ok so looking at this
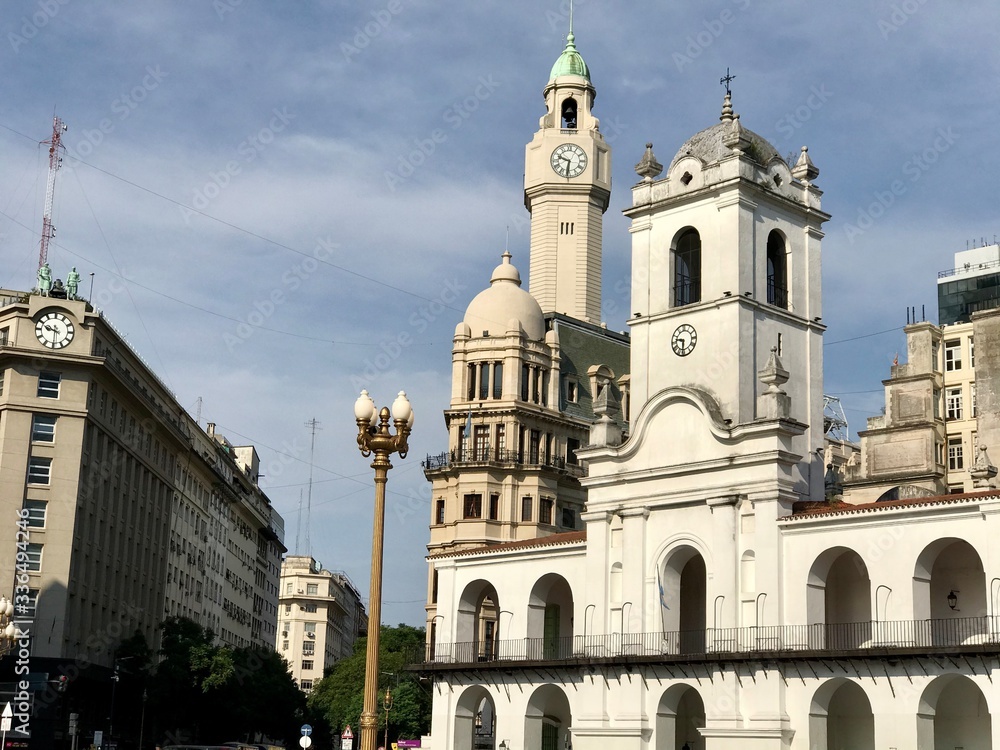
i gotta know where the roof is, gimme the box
[463,252,545,341]
[785,489,999,521]
[669,121,783,172]
[428,530,587,560]
[549,32,590,82]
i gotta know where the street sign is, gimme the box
[341,725,354,750]
[94,730,104,747]
[301,724,313,737]
[1,701,11,733]
[342,726,354,739]
[299,737,312,749]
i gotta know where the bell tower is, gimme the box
[524,19,611,325]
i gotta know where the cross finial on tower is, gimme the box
[720,67,736,96]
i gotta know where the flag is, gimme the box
[656,565,670,636]
[892,352,898,367]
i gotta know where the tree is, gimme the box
[309,624,431,742]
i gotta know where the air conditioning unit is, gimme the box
[307,632,315,639]
[281,631,288,637]
[297,589,304,594]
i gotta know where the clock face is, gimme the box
[550,143,588,178]
[35,311,75,350]
[671,324,697,357]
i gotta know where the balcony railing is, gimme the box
[419,615,1000,666]
[423,450,582,475]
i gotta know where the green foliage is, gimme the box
[309,624,431,742]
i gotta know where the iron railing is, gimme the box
[767,279,788,308]
[423,450,581,475]
[421,615,1000,665]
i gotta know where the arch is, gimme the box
[457,579,501,662]
[672,228,701,307]
[913,538,988,645]
[659,545,707,654]
[808,679,874,750]
[524,684,572,750]
[455,685,498,750]
[655,684,705,750]
[527,573,574,659]
[766,230,788,309]
[560,97,578,129]
[806,547,871,649]
[917,674,992,749]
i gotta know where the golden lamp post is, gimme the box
[354,389,413,750]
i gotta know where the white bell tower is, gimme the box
[524,19,610,325]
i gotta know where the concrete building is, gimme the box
[277,555,367,691]
[417,25,1000,750]
[0,287,285,745]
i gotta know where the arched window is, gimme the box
[673,229,701,307]
[561,98,578,129]
[766,231,787,309]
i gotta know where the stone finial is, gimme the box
[723,114,751,154]
[590,382,623,448]
[634,142,663,182]
[970,444,998,489]
[720,92,734,122]
[757,347,791,419]
[791,145,820,182]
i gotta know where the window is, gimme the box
[948,437,964,471]
[529,430,541,464]
[284,604,291,614]
[37,372,61,399]
[23,499,46,528]
[286,582,293,594]
[560,97,578,129]
[488,493,499,521]
[432,570,439,604]
[479,363,489,400]
[0,327,8,346]
[933,389,941,419]
[521,364,530,401]
[561,508,576,528]
[566,379,578,403]
[944,340,962,371]
[282,640,289,650]
[305,603,317,613]
[970,337,975,367]
[434,499,445,525]
[946,387,963,420]
[25,543,42,572]
[473,425,490,461]
[27,457,52,485]
[302,641,315,656]
[972,382,978,418]
[521,496,533,522]
[673,229,702,306]
[495,424,506,460]
[300,679,313,691]
[467,363,476,400]
[304,622,317,633]
[306,583,318,595]
[301,660,314,671]
[463,493,482,519]
[492,362,503,399]
[31,414,57,443]
[20,590,38,617]
[0,370,4,396]
[539,498,553,525]
[766,231,788,309]
[567,438,580,465]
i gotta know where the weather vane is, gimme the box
[720,67,736,96]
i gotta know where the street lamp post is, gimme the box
[0,597,17,656]
[354,390,414,750]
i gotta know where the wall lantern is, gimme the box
[947,590,958,610]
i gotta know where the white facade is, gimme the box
[419,28,999,750]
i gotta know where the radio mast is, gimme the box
[39,116,67,271]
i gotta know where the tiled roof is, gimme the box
[785,489,999,521]
[428,530,587,560]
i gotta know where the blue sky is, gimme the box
[2,1,998,627]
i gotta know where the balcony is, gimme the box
[423,449,583,477]
[417,615,1000,670]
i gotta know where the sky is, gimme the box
[2,1,999,628]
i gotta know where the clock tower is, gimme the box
[524,25,611,325]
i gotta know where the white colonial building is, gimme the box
[418,24,999,750]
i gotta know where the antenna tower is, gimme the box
[304,418,322,557]
[39,116,68,271]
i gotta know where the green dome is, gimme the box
[549,32,590,81]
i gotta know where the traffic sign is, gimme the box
[342,725,354,750]
[301,724,313,737]
[1,701,11,733]
[299,737,312,749]
[342,726,354,739]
